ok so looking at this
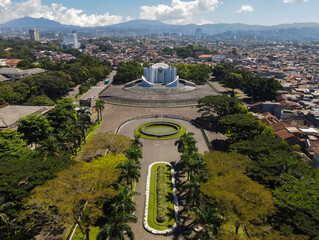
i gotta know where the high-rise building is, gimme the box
[61,31,80,49]
[29,29,40,41]
[195,28,203,39]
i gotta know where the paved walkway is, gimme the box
[117,118,209,240]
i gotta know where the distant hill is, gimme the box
[2,17,319,41]
[1,17,78,31]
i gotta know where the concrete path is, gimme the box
[117,118,209,240]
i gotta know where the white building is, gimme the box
[142,63,179,88]
[61,31,80,49]
[29,29,40,41]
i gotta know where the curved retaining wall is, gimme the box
[144,162,179,235]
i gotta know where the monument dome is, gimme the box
[142,63,179,87]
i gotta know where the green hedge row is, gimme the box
[156,166,166,223]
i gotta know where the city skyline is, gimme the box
[1,0,318,27]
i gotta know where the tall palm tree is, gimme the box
[180,151,204,180]
[132,133,143,148]
[77,108,92,143]
[118,159,140,188]
[124,145,142,164]
[192,205,224,240]
[113,184,136,215]
[175,132,197,154]
[37,135,59,156]
[94,99,105,122]
[183,173,202,206]
[97,212,136,240]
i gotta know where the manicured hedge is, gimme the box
[156,166,166,223]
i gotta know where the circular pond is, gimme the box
[135,121,186,140]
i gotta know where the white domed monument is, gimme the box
[100,62,219,107]
[124,63,196,95]
[142,63,179,88]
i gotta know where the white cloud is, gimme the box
[1,0,123,26]
[199,19,214,25]
[140,0,220,24]
[237,5,254,13]
[283,0,308,3]
[126,16,134,22]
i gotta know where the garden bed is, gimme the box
[135,121,186,140]
[144,162,179,234]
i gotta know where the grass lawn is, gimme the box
[148,163,175,230]
[65,226,99,240]
[135,122,186,140]
[85,120,102,142]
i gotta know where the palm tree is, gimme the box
[124,145,142,164]
[97,212,136,240]
[118,159,140,188]
[180,151,204,180]
[192,205,224,240]
[175,132,197,154]
[94,99,105,122]
[183,173,202,206]
[132,133,143,148]
[37,135,59,156]
[0,197,13,226]
[113,184,136,215]
[77,108,92,143]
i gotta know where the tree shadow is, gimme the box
[211,139,230,151]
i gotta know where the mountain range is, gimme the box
[2,17,319,41]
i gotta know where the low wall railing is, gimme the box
[116,114,213,151]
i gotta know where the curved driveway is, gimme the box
[118,118,209,240]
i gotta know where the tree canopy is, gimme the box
[175,63,212,84]
[201,151,275,238]
[113,61,143,85]
[218,113,273,143]
[212,63,282,102]
[18,114,52,145]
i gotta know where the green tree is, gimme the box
[224,72,243,89]
[118,159,140,188]
[124,145,142,163]
[0,130,30,159]
[0,197,12,226]
[188,64,212,84]
[230,136,310,189]
[175,132,197,154]
[37,135,60,157]
[17,113,52,145]
[47,98,77,132]
[94,99,105,121]
[77,108,92,143]
[28,95,55,105]
[201,151,275,238]
[112,184,136,214]
[132,133,143,148]
[197,95,246,119]
[273,174,319,238]
[24,155,123,240]
[97,212,136,240]
[192,205,224,240]
[218,113,272,143]
[113,61,143,85]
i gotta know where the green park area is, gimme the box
[147,163,175,230]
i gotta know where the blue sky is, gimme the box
[1,0,318,26]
